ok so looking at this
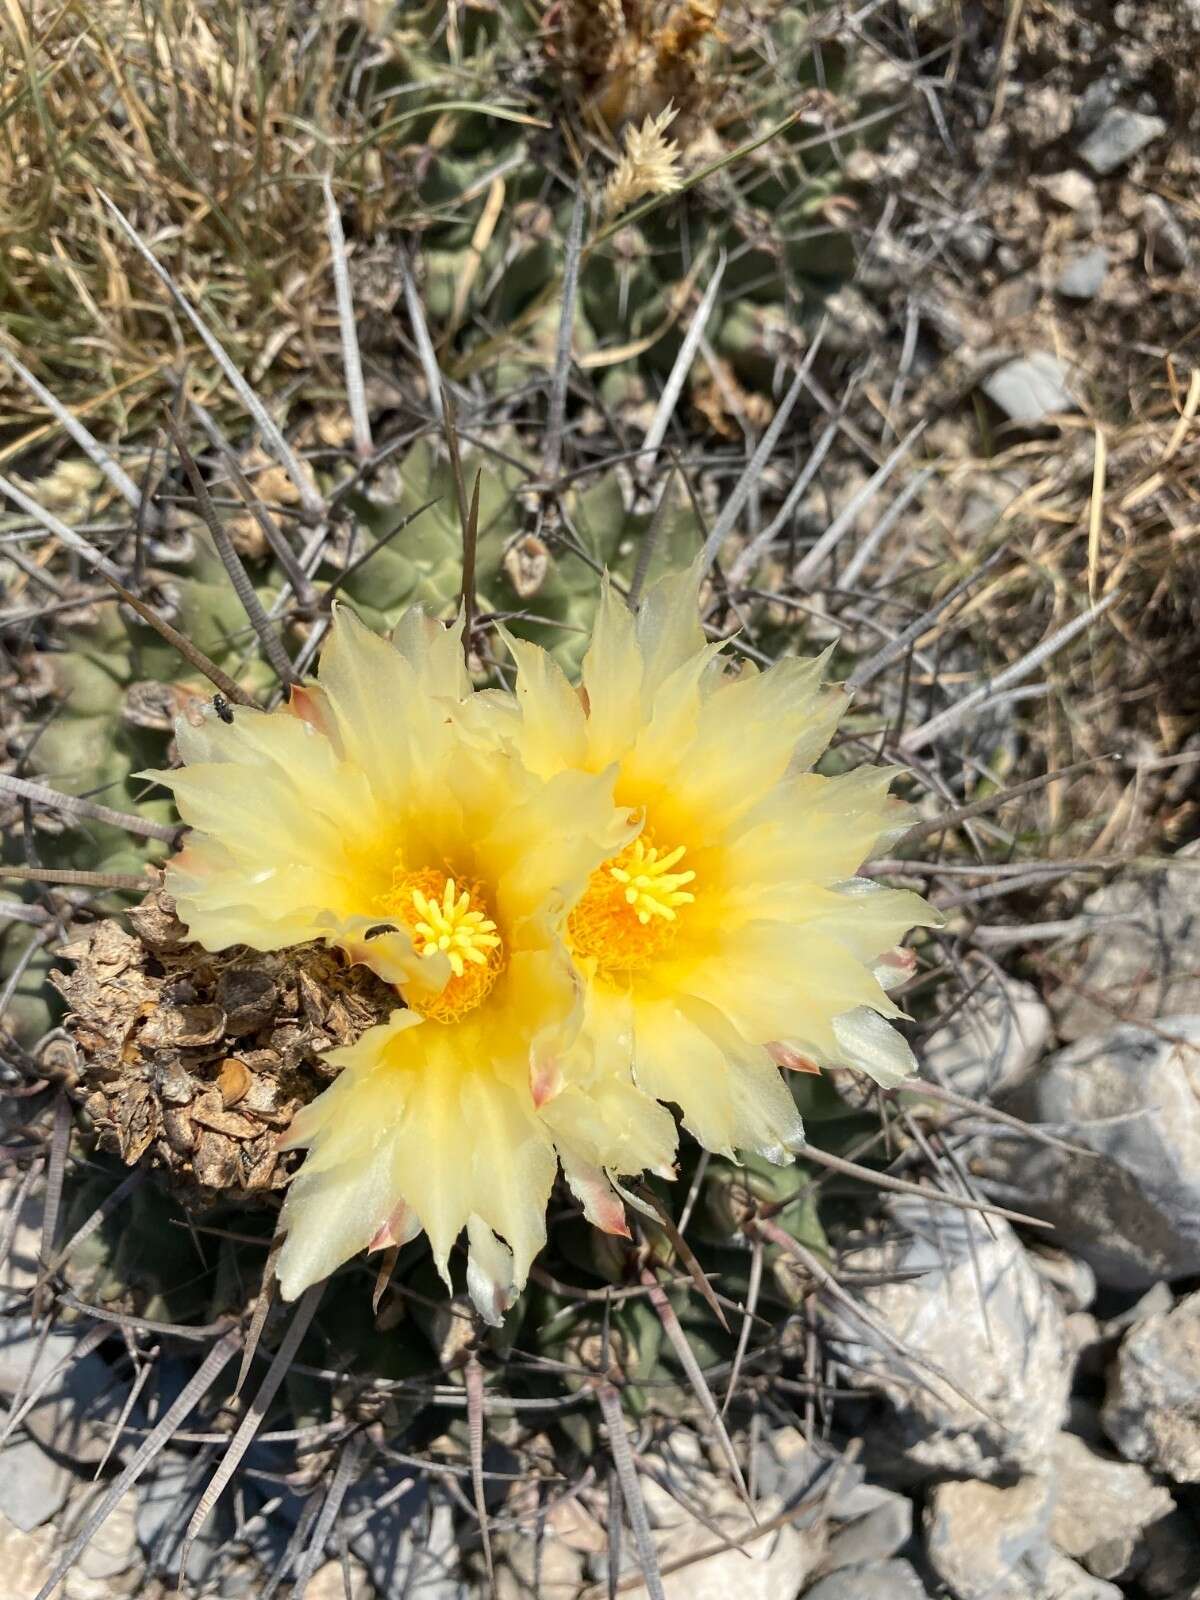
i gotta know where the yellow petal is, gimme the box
[726,766,908,887]
[502,627,588,776]
[465,1215,516,1326]
[277,1009,559,1299]
[631,994,804,1160]
[391,605,469,701]
[581,581,642,767]
[479,767,631,936]
[634,554,707,702]
[674,656,843,829]
[675,920,901,1055]
[317,604,430,809]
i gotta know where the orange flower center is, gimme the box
[380,867,504,1023]
[568,835,696,976]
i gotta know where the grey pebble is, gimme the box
[1057,247,1109,300]
[803,1558,932,1599]
[981,352,1076,424]
[1078,107,1167,175]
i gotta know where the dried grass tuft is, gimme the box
[0,0,412,445]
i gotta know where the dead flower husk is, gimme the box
[52,889,396,1204]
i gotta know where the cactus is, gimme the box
[389,1,883,410]
[0,43,976,1589]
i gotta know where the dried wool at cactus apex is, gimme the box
[490,558,941,1170]
[141,607,677,1324]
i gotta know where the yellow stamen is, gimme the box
[380,866,504,1022]
[608,839,695,926]
[409,878,502,977]
[569,833,697,975]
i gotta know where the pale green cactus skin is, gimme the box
[341,436,703,675]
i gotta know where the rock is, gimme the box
[0,1175,43,1302]
[802,1559,931,1598]
[1078,107,1167,175]
[920,973,1050,1099]
[1074,79,1119,136]
[137,1453,229,1585]
[658,1516,812,1600]
[819,1201,1069,1480]
[985,1020,1200,1288]
[1042,1551,1123,1599]
[926,1475,1053,1600]
[498,1521,585,1598]
[1064,1313,1104,1376]
[1141,195,1192,271]
[1053,847,1200,1040]
[347,1471,431,1595]
[1105,1280,1175,1334]
[1057,248,1109,299]
[981,353,1076,425]
[0,1316,124,1467]
[68,1486,140,1582]
[0,1515,55,1597]
[756,1433,905,1565]
[952,224,993,265]
[307,1556,372,1599]
[354,1500,464,1600]
[1026,1247,1096,1314]
[1038,171,1101,230]
[822,1487,912,1571]
[0,1436,73,1532]
[757,1431,837,1507]
[637,1457,817,1600]
[1102,1289,1200,1481]
[1050,1432,1174,1580]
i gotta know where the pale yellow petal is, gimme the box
[391,605,469,701]
[632,995,803,1159]
[675,920,901,1054]
[581,581,642,768]
[804,882,942,965]
[276,1014,423,1298]
[558,1152,632,1237]
[832,1007,917,1088]
[617,644,722,816]
[665,657,842,830]
[318,604,428,809]
[634,554,707,702]
[503,629,588,776]
[541,1069,678,1181]
[279,1009,558,1297]
[465,1215,516,1326]
[455,1070,558,1289]
[727,766,908,887]
[480,767,631,936]
[324,914,441,993]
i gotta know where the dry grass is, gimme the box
[0,0,435,448]
[914,359,1200,858]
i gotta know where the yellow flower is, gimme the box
[498,561,941,1178]
[144,607,666,1321]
